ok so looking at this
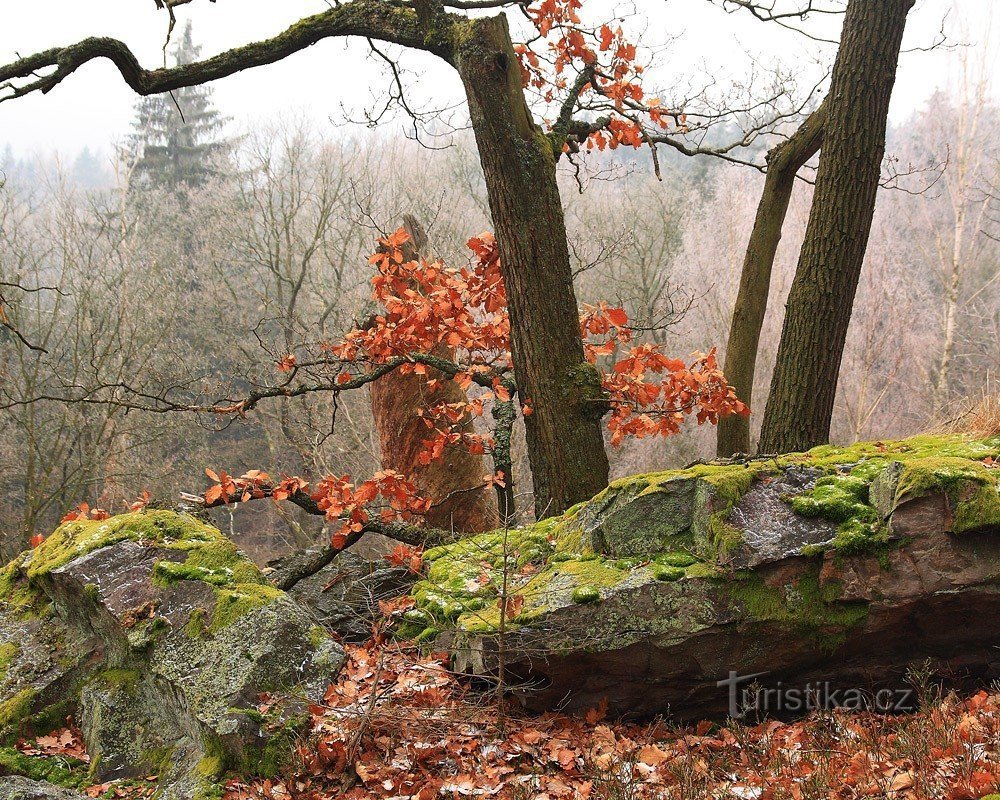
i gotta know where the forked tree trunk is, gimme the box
[716,103,827,457]
[759,0,914,454]
[369,216,501,534]
[453,14,610,518]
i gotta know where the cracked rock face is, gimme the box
[728,466,838,568]
[1,511,345,798]
[0,597,100,743]
[420,435,1000,719]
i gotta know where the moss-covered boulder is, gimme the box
[409,434,1000,719]
[0,511,344,799]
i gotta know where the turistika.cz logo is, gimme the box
[717,671,917,719]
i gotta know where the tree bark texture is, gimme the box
[758,0,914,454]
[453,14,610,518]
[717,103,827,457]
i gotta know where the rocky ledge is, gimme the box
[402,434,1000,718]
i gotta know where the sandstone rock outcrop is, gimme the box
[405,434,1000,718]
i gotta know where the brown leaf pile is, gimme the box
[221,643,1000,800]
[12,642,1000,800]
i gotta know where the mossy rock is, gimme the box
[414,435,999,643]
[413,435,1000,719]
[0,582,98,745]
[276,550,418,643]
[0,776,89,799]
[1,511,346,798]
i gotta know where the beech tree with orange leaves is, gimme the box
[170,226,747,582]
[0,0,807,521]
[367,215,502,537]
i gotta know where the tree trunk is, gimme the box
[716,103,826,457]
[452,14,610,518]
[369,215,500,534]
[932,202,966,414]
[758,0,914,454]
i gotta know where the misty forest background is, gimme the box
[0,23,996,561]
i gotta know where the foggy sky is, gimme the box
[0,0,995,160]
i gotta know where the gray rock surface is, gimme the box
[0,777,87,800]
[280,550,416,642]
[0,600,99,742]
[728,466,837,567]
[581,476,697,558]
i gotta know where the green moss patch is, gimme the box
[0,557,49,619]
[414,528,561,630]
[593,462,762,507]
[0,745,89,788]
[571,585,601,604]
[727,568,869,653]
[27,511,224,579]
[651,564,685,582]
[242,713,305,777]
[0,689,35,731]
[209,585,283,633]
[0,643,18,677]
[896,456,1000,533]
[88,668,140,695]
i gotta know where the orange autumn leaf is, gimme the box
[194,227,744,545]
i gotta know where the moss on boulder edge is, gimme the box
[1,559,98,749]
[0,511,345,799]
[407,434,1000,719]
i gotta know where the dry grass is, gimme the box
[932,382,1000,438]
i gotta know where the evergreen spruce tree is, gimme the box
[72,146,108,189]
[127,21,228,189]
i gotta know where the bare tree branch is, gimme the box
[0,279,60,352]
[0,1,452,104]
[715,0,843,23]
[0,350,510,415]
[180,480,461,591]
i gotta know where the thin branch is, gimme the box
[180,482,460,591]
[0,351,510,417]
[716,0,843,23]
